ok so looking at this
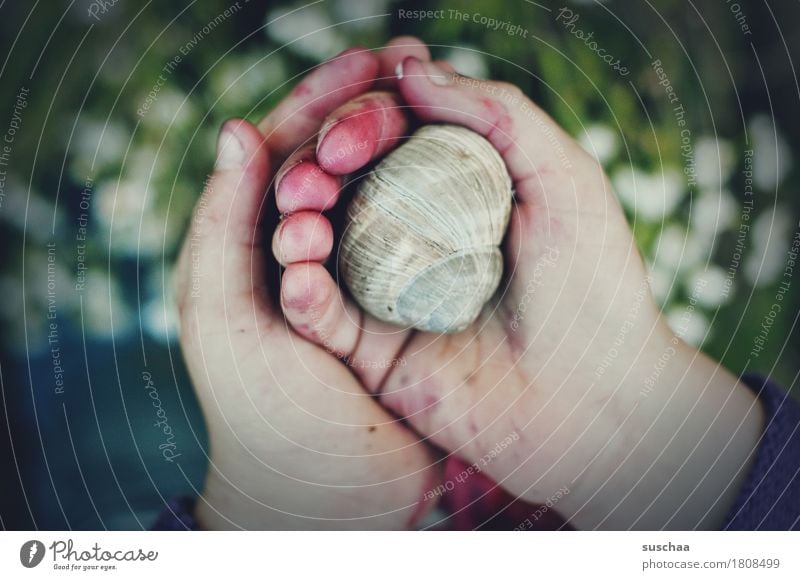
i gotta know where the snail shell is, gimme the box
[338,124,513,333]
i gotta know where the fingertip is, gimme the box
[221,117,267,147]
[204,118,271,245]
[281,262,334,315]
[398,56,452,88]
[378,37,431,84]
[281,264,315,314]
[398,55,424,78]
[397,59,508,139]
[275,160,342,214]
[395,56,428,98]
[218,118,269,174]
[274,145,315,190]
[272,211,334,266]
[398,61,580,204]
[258,47,379,150]
[316,92,409,175]
[317,120,379,174]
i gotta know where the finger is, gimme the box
[316,91,409,175]
[259,47,380,158]
[176,118,272,316]
[376,36,431,88]
[396,56,592,204]
[281,262,358,353]
[273,41,433,211]
[432,60,456,74]
[274,144,343,215]
[280,262,411,391]
[271,211,333,266]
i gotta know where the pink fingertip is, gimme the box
[274,148,314,194]
[316,94,409,175]
[276,161,342,214]
[275,212,333,264]
[317,118,380,175]
[281,263,331,314]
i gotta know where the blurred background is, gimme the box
[0,0,798,529]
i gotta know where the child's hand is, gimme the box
[273,56,765,530]
[174,40,440,530]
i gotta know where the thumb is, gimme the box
[396,57,592,205]
[176,118,273,318]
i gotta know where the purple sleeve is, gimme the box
[150,496,199,530]
[723,374,800,530]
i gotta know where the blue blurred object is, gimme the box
[1,329,206,530]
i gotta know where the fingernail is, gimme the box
[316,118,339,152]
[215,124,245,170]
[395,61,404,80]
[421,60,452,86]
[274,160,299,195]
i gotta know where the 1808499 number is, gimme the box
[733,559,780,569]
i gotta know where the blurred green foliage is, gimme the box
[0,0,798,387]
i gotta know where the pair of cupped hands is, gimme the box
[175,37,763,530]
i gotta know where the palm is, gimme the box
[338,169,658,505]
[176,41,445,529]
[263,47,664,511]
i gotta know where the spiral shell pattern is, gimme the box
[339,124,513,334]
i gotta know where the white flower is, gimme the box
[578,124,620,166]
[265,5,346,62]
[79,270,132,338]
[443,46,489,80]
[690,188,738,236]
[646,168,686,221]
[744,207,793,287]
[612,166,686,221]
[686,265,733,308]
[70,118,130,179]
[611,166,644,211]
[95,178,153,231]
[650,224,708,273]
[749,114,792,191]
[694,136,735,189]
[666,304,710,347]
[141,88,198,130]
[94,178,175,257]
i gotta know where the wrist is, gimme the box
[560,323,764,529]
[196,435,442,530]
